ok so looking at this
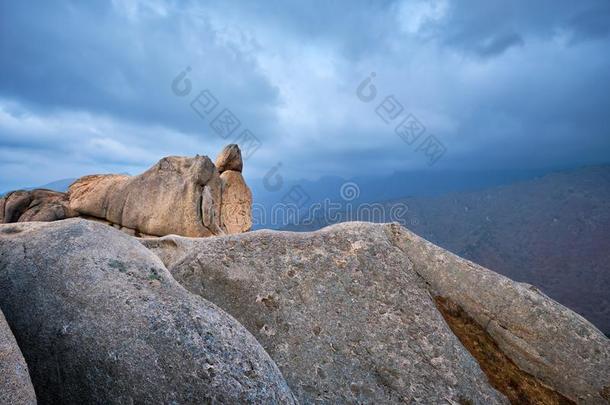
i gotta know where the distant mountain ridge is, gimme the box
[249,167,564,230]
[1,178,75,197]
[283,165,610,335]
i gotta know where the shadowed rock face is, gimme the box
[142,222,610,405]
[215,144,243,173]
[0,309,36,405]
[0,219,295,404]
[0,189,77,223]
[434,296,575,405]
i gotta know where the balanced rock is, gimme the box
[215,144,243,173]
[0,189,77,223]
[142,222,610,404]
[220,170,252,234]
[0,219,295,404]
[1,308,36,405]
[68,155,223,237]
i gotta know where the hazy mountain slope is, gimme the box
[403,166,610,335]
[284,165,610,335]
[250,168,558,229]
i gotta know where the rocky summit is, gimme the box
[0,152,608,404]
[1,216,608,404]
[142,222,610,404]
[0,145,253,238]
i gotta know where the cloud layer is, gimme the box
[1,0,609,191]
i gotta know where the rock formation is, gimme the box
[215,143,243,173]
[216,144,253,234]
[1,211,607,403]
[68,155,224,237]
[390,224,610,404]
[0,219,295,404]
[142,222,610,404]
[1,308,37,405]
[0,145,253,238]
[0,189,77,224]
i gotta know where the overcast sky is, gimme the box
[1,0,609,191]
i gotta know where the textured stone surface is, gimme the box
[215,144,243,173]
[0,219,295,404]
[220,170,252,234]
[143,221,610,404]
[388,224,610,404]
[142,223,507,404]
[68,155,223,237]
[3,147,254,238]
[284,166,610,336]
[434,296,576,404]
[0,308,36,405]
[1,189,77,223]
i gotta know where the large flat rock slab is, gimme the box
[142,222,609,404]
[142,223,507,404]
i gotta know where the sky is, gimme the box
[1,0,610,192]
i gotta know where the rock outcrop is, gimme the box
[0,219,295,404]
[1,146,254,238]
[215,144,252,234]
[1,308,36,405]
[0,189,77,224]
[215,143,243,173]
[142,222,610,404]
[68,155,223,237]
[389,224,610,404]
[219,170,253,234]
[143,224,505,404]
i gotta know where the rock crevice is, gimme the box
[434,295,575,405]
[385,223,610,404]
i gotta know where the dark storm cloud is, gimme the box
[0,0,609,192]
[0,1,280,135]
[434,0,610,56]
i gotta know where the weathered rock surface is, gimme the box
[142,223,508,404]
[220,170,252,234]
[0,189,77,224]
[215,143,243,173]
[0,219,295,404]
[142,222,610,404]
[68,155,223,237]
[0,308,36,405]
[2,146,254,238]
[389,224,610,404]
